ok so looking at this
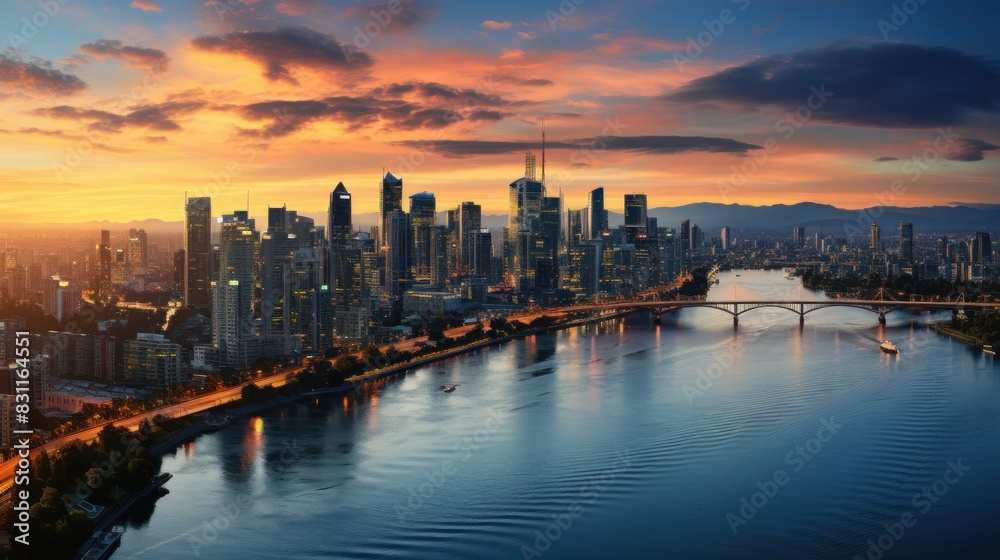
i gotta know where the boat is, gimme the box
[442,385,456,393]
[77,529,123,560]
[984,345,996,356]
[880,341,899,354]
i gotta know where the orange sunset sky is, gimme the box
[1,0,998,223]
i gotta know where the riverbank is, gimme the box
[931,321,985,347]
[147,308,640,459]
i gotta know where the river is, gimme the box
[112,270,1000,559]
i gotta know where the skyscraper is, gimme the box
[385,210,410,297]
[588,187,607,239]
[328,182,352,244]
[525,150,537,181]
[213,210,260,368]
[97,229,111,298]
[972,231,993,264]
[185,196,212,310]
[508,177,545,290]
[456,201,482,274]
[567,209,584,249]
[380,171,404,247]
[624,194,648,244]
[409,192,436,280]
[721,226,731,251]
[870,223,881,253]
[899,221,914,265]
[792,226,805,247]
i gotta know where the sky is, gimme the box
[1,0,998,223]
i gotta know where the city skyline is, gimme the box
[2,1,1000,223]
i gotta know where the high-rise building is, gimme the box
[261,209,302,356]
[127,228,148,269]
[792,226,805,247]
[972,231,993,264]
[470,229,493,279]
[721,226,731,251]
[43,276,80,321]
[123,333,185,389]
[96,229,112,298]
[624,194,648,244]
[567,209,584,249]
[508,178,545,290]
[430,226,450,287]
[380,172,404,247]
[185,196,212,310]
[870,223,881,253]
[213,210,260,369]
[409,192,436,280]
[899,221,914,264]
[40,332,116,382]
[384,210,410,297]
[537,196,562,290]
[588,187,607,239]
[936,237,949,263]
[328,182,353,244]
[680,220,691,259]
[456,202,482,274]
[525,150,537,181]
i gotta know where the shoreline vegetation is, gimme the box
[798,269,1000,348]
[3,269,713,559]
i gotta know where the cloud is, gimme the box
[0,55,86,96]
[78,39,170,72]
[32,100,206,133]
[517,31,537,39]
[343,0,437,35]
[664,42,1000,128]
[944,138,999,162]
[482,20,512,30]
[129,0,163,12]
[275,0,337,18]
[371,80,511,107]
[590,30,685,56]
[190,26,371,84]
[489,74,552,87]
[873,156,898,162]
[392,135,762,158]
[500,48,524,60]
[230,85,517,137]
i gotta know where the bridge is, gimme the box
[568,285,1000,326]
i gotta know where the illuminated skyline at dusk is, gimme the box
[1,0,999,223]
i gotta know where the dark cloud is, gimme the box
[663,42,1000,128]
[232,89,513,137]
[229,82,522,137]
[371,81,509,107]
[944,138,998,162]
[873,156,898,162]
[490,74,553,87]
[391,136,762,158]
[78,39,170,72]
[0,54,86,96]
[190,26,372,84]
[343,0,437,35]
[32,101,206,133]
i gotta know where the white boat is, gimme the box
[984,345,996,356]
[880,341,899,354]
[442,385,456,393]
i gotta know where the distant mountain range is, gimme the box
[2,203,997,234]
